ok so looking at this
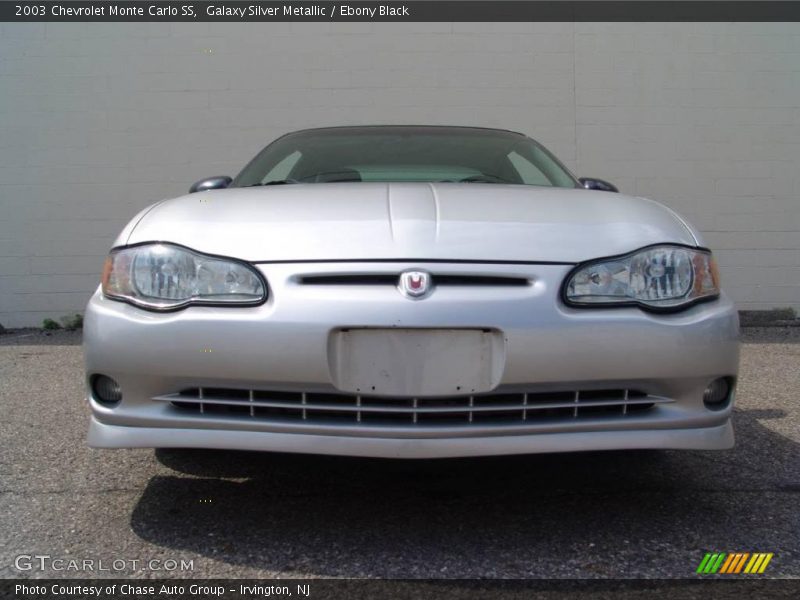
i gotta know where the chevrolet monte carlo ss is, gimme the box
[84,126,739,458]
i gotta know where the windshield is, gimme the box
[232,127,579,188]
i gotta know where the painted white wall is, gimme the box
[1,22,798,327]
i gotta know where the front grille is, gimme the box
[154,387,668,427]
[298,274,529,287]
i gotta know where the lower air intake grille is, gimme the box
[155,387,667,427]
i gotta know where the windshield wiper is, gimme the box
[457,174,514,184]
[240,180,297,187]
[297,170,362,183]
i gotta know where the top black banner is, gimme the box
[4,1,800,22]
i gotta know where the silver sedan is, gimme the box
[84,126,739,458]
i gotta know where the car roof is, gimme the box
[281,125,529,139]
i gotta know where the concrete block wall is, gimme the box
[0,22,798,326]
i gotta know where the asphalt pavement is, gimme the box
[1,327,798,582]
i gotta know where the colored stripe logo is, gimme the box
[696,552,773,574]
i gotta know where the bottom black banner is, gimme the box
[3,579,800,600]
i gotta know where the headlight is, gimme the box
[564,244,720,311]
[101,243,266,310]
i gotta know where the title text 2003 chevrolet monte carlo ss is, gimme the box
[84,126,739,458]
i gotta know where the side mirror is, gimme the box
[189,175,232,194]
[579,177,618,193]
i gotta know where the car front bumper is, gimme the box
[84,261,740,458]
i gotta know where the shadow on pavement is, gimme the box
[129,408,799,578]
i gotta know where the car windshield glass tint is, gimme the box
[233,127,579,188]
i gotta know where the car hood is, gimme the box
[125,183,699,263]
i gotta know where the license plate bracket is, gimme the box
[328,328,505,397]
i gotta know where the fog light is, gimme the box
[703,377,731,410]
[92,375,122,404]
